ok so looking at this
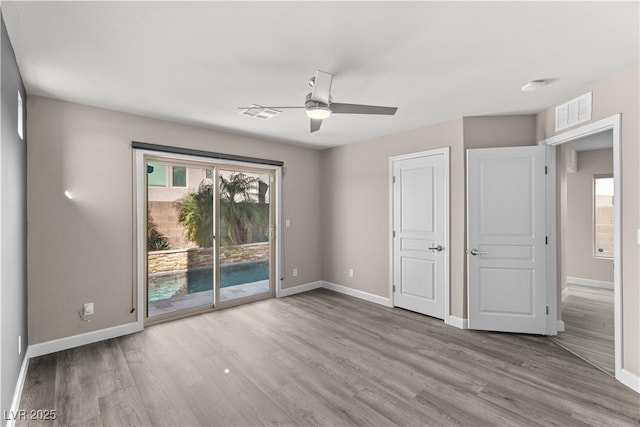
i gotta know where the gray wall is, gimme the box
[566,148,614,283]
[320,114,536,319]
[537,66,639,377]
[26,96,322,344]
[321,118,466,315]
[18,62,640,387]
[0,12,28,424]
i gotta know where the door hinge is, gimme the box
[545,236,548,245]
[393,285,396,292]
[545,166,548,175]
[546,306,549,315]
[393,176,396,184]
[393,230,396,238]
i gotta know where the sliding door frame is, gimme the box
[134,149,282,326]
[215,164,277,310]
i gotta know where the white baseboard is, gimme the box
[278,281,323,298]
[567,276,614,290]
[6,352,31,427]
[28,321,142,358]
[556,320,565,332]
[322,281,392,307]
[445,315,468,329]
[618,368,640,393]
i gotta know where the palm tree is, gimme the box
[219,172,267,246]
[176,172,268,248]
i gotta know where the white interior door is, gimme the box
[392,149,447,319]
[467,145,548,334]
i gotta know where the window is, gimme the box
[18,92,24,139]
[594,175,614,258]
[172,166,187,187]
[147,163,187,188]
[147,163,167,187]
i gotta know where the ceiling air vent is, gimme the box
[239,105,281,120]
[555,92,592,131]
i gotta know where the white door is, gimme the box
[467,146,547,334]
[392,149,447,319]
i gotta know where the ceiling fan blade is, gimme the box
[237,106,304,109]
[310,71,333,104]
[331,103,397,115]
[310,118,322,133]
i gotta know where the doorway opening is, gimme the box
[554,133,614,375]
[137,150,279,325]
[543,115,621,379]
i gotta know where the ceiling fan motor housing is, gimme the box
[305,92,330,109]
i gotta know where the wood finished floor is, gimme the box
[18,289,639,427]
[552,284,615,376]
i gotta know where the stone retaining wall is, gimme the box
[148,242,269,274]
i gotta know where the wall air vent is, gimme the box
[555,92,592,131]
[239,105,282,120]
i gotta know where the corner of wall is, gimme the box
[1,11,29,425]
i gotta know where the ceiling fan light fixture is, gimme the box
[305,105,332,120]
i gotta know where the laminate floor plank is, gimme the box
[17,288,639,427]
[98,386,152,427]
[552,284,615,375]
[17,354,57,427]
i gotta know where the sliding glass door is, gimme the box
[217,167,274,304]
[146,159,215,320]
[143,155,276,323]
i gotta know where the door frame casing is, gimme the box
[540,114,622,378]
[134,149,282,327]
[389,147,450,323]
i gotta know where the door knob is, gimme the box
[428,244,444,252]
[469,248,487,256]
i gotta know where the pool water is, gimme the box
[148,259,269,302]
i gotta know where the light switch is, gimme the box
[285,219,291,227]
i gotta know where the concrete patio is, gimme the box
[148,280,270,317]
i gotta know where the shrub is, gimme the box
[147,211,170,251]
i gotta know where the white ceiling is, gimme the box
[2,1,638,149]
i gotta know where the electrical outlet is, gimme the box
[18,335,22,355]
[349,269,354,278]
[285,219,291,227]
[83,302,94,316]
[292,268,298,277]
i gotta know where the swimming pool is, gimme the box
[148,259,269,302]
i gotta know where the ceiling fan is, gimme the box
[239,70,398,133]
